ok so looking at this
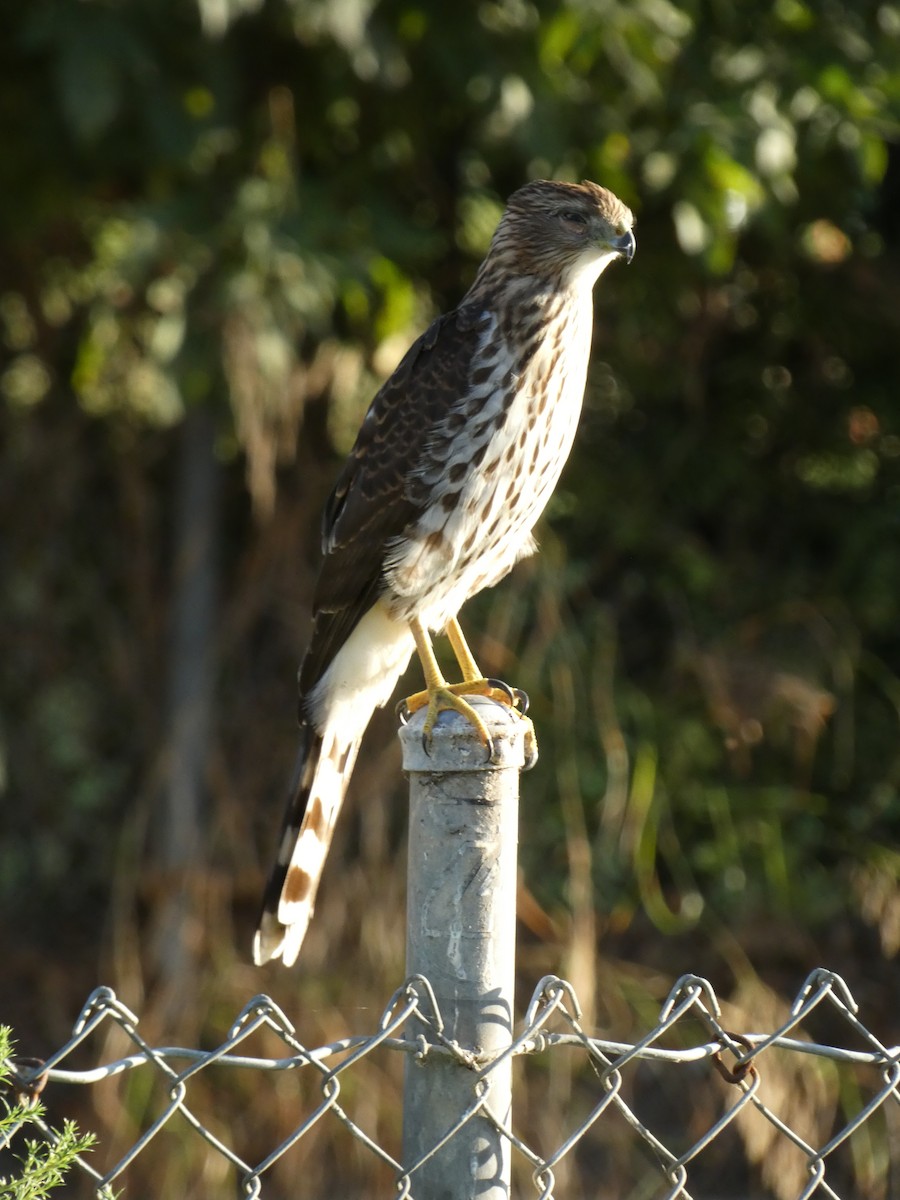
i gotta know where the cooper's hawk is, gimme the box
[254,179,635,966]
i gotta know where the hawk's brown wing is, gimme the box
[298,302,491,701]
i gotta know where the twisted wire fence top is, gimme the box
[2,968,898,1199]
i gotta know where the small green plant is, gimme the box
[0,1026,97,1200]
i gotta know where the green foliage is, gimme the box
[0,1029,96,1199]
[2,2,899,1195]
[1,2,899,1190]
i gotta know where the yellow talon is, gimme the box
[403,678,518,757]
[419,686,494,755]
[402,615,536,760]
[402,677,516,716]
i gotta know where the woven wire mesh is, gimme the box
[2,968,898,1199]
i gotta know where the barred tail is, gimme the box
[253,599,416,967]
[253,724,363,966]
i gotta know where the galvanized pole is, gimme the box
[399,696,535,1200]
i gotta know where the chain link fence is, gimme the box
[3,966,898,1199]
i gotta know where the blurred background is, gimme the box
[2,0,899,1196]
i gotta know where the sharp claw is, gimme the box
[486,677,516,705]
[513,687,530,715]
[400,683,507,762]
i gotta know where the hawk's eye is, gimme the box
[559,209,588,229]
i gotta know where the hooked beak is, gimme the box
[613,228,636,264]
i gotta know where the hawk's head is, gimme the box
[492,178,635,287]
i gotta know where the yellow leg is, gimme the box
[399,616,539,767]
[444,616,529,720]
[402,616,516,752]
[445,617,536,764]
[445,616,482,682]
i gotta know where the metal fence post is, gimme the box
[399,695,534,1200]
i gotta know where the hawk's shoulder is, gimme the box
[321,302,491,554]
[299,301,492,697]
